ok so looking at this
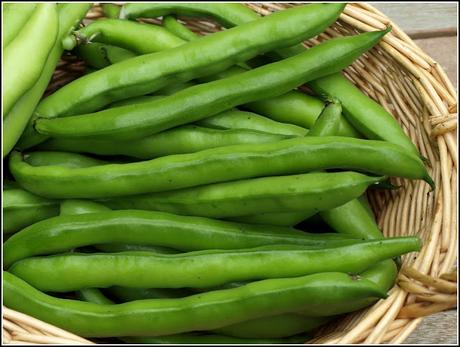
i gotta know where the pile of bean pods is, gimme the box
[3,3,433,344]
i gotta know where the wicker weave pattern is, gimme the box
[3,3,457,344]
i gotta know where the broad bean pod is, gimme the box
[127,4,358,136]
[99,171,381,217]
[9,237,420,291]
[35,4,346,119]
[132,2,419,156]
[34,29,388,141]
[309,73,421,156]
[81,287,324,339]
[3,271,387,337]
[2,3,37,49]
[4,4,91,156]
[11,136,432,199]
[3,209,359,268]
[3,187,59,235]
[3,4,58,116]
[75,42,137,69]
[70,19,185,54]
[38,126,293,159]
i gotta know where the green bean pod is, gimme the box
[23,151,108,169]
[162,15,200,42]
[75,42,137,69]
[2,3,37,49]
[3,4,59,116]
[34,29,389,141]
[3,188,60,235]
[107,94,309,136]
[197,109,308,136]
[121,3,262,26]
[4,4,91,157]
[9,237,420,291]
[10,136,432,199]
[101,3,121,19]
[128,4,359,136]
[78,288,114,305]
[71,19,185,54]
[36,4,346,120]
[309,73,420,157]
[3,209,359,268]
[136,3,418,152]
[3,270,387,337]
[38,126,293,159]
[100,172,381,218]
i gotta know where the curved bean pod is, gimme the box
[38,126,293,159]
[9,237,420,291]
[34,29,388,141]
[4,4,91,156]
[3,4,58,116]
[3,188,59,235]
[3,271,386,337]
[11,136,432,199]
[130,5,359,136]
[36,4,346,119]
[75,42,137,69]
[4,209,358,268]
[72,19,185,54]
[309,73,420,156]
[2,3,37,49]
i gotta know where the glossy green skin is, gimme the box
[197,109,308,137]
[303,102,385,240]
[3,209,359,268]
[100,172,380,218]
[307,102,399,292]
[10,136,432,199]
[60,199,112,215]
[74,19,185,55]
[141,5,358,137]
[121,3,262,27]
[78,288,114,305]
[3,188,60,235]
[121,334,306,344]
[75,42,137,69]
[308,102,342,136]
[163,15,199,42]
[23,151,108,169]
[309,73,420,157]
[3,271,387,337]
[36,4,346,120]
[4,4,91,156]
[2,3,37,48]
[107,93,309,136]
[3,4,58,116]
[38,126,292,159]
[9,237,420,291]
[35,30,388,141]
[101,4,121,19]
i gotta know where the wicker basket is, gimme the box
[3,3,457,344]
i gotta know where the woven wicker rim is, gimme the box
[3,2,457,344]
